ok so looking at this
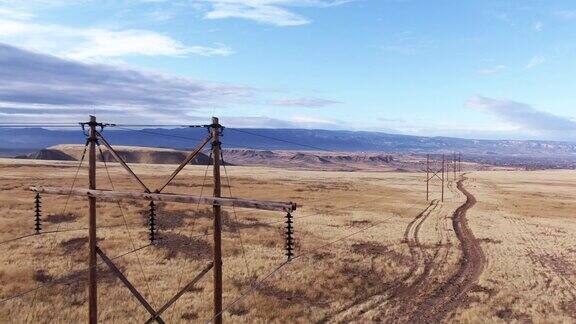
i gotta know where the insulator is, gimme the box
[148,201,157,244]
[285,212,294,261]
[34,192,42,234]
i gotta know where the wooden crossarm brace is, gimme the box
[95,131,151,193]
[428,170,442,181]
[144,262,213,324]
[155,134,212,193]
[95,246,165,324]
[30,187,298,212]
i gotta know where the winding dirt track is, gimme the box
[409,177,486,322]
[320,201,440,323]
[325,177,485,323]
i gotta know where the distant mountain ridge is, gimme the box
[20,144,212,165]
[1,127,576,158]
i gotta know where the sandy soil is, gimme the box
[0,159,575,323]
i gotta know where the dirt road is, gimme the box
[326,177,485,323]
[409,177,486,322]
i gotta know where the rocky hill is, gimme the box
[19,144,211,165]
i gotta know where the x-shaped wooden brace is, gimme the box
[32,130,297,322]
[97,246,213,323]
[144,262,214,323]
[95,131,212,194]
[427,168,443,182]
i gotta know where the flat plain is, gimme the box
[1,158,575,323]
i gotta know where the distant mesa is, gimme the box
[21,144,213,165]
[24,148,76,161]
[18,145,401,171]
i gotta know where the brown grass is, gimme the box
[0,159,575,322]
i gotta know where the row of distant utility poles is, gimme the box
[425,152,462,202]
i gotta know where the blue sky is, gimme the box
[1,0,576,141]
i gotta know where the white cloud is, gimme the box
[525,55,545,69]
[556,10,576,20]
[467,95,576,132]
[199,0,355,26]
[479,65,507,75]
[0,43,251,123]
[0,7,35,20]
[0,15,232,61]
[534,21,542,32]
[270,97,341,107]
[66,29,233,60]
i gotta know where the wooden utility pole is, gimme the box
[442,154,446,202]
[425,154,444,202]
[426,154,430,201]
[453,152,457,180]
[211,117,223,324]
[88,115,98,324]
[32,116,298,323]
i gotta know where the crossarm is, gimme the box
[30,187,298,212]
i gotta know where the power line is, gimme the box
[0,233,37,246]
[203,198,429,322]
[0,222,142,247]
[170,151,212,322]
[0,244,152,305]
[112,126,206,143]
[221,151,252,280]
[98,144,155,303]
[0,125,81,128]
[227,128,335,152]
[25,143,88,322]
[205,260,291,324]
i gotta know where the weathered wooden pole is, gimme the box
[88,115,98,324]
[211,117,223,324]
[453,152,457,180]
[441,154,445,202]
[426,154,430,201]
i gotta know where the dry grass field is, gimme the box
[0,158,575,323]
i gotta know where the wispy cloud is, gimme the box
[534,21,543,32]
[0,14,232,61]
[380,31,435,55]
[525,55,545,69]
[0,43,252,123]
[220,115,344,129]
[199,0,355,26]
[466,95,576,132]
[555,10,576,20]
[479,65,507,75]
[270,97,341,108]
[0,7,35,20]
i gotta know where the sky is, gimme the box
[1,0,576,141]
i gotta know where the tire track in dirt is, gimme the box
[408,177,486,323]
[322,201,439,322]
[380,197,453,322]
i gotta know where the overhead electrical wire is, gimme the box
[0,244,152,305]
[227,128,336,152]
[24,142,88,322]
